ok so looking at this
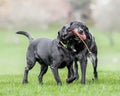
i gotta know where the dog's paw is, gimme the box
[66,77,76,84]
[22,80,28,84]
[39,81,43,85]
[57,82,62,86]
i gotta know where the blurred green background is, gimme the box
[0,0,120,96]
[0,26,120,75]
[0,0,120,74]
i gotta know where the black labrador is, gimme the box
[16,30,76,85]
[58,21,98,84]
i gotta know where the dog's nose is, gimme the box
[79,29,84,34]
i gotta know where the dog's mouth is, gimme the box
[71,29,86,40]
[67,26,87,41]
[60,28,87,46]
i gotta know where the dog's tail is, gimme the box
[16,31,34,43]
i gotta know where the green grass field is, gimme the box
[0,26,120,96]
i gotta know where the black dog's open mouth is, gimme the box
[71,29,86,40]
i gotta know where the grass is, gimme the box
[0,26,120,96]
[0,71,120,96]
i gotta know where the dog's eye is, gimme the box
[70,22,74,25]
[63,26,67,32]
[67,28,71,32]
[63,26,66,29]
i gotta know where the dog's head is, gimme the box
[57,24,73,44]
[67,21,94,53]
[58,21,92,53]
[68,21,91,40]
[57,24,78,53]
[59,21,90,45]
[58,21,90,42]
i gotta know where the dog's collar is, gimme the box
[59,41,68,48]
[58,40,77,53]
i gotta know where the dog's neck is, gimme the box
[58,40,77,54]
[59,41,68,48]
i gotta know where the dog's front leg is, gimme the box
[66,64,76,84]
[74,60,79,80]
[90,54,98,79]
[50,64,62,85]
[79,57,87,84]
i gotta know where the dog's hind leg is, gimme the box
[38,64,48,84]
[66,63,75,84]
[79,57,87,84]
[93,56,98,79]
[67,62,74,79]
[89,54,98,79]
[22,58,36,84]
[74,60,79,80]
[50,62,62,85]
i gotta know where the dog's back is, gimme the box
[29,38,53,64]
[16,31,53,65]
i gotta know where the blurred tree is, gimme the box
[0,0,71,29]
[91,0,120,45]
[68,0,91,22]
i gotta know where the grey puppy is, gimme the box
[16,30,75,85]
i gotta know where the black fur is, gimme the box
[58,21,98,84]
[16,31,76,85]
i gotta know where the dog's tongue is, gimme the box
[79,34,86,40]
[71,29,86,40]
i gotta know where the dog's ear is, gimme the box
[70,21,74,26]
[83,25,91,40]
[57,25,67,40]
[57,31,61,39]
[84,25,89,32]
[69,22,76,31]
